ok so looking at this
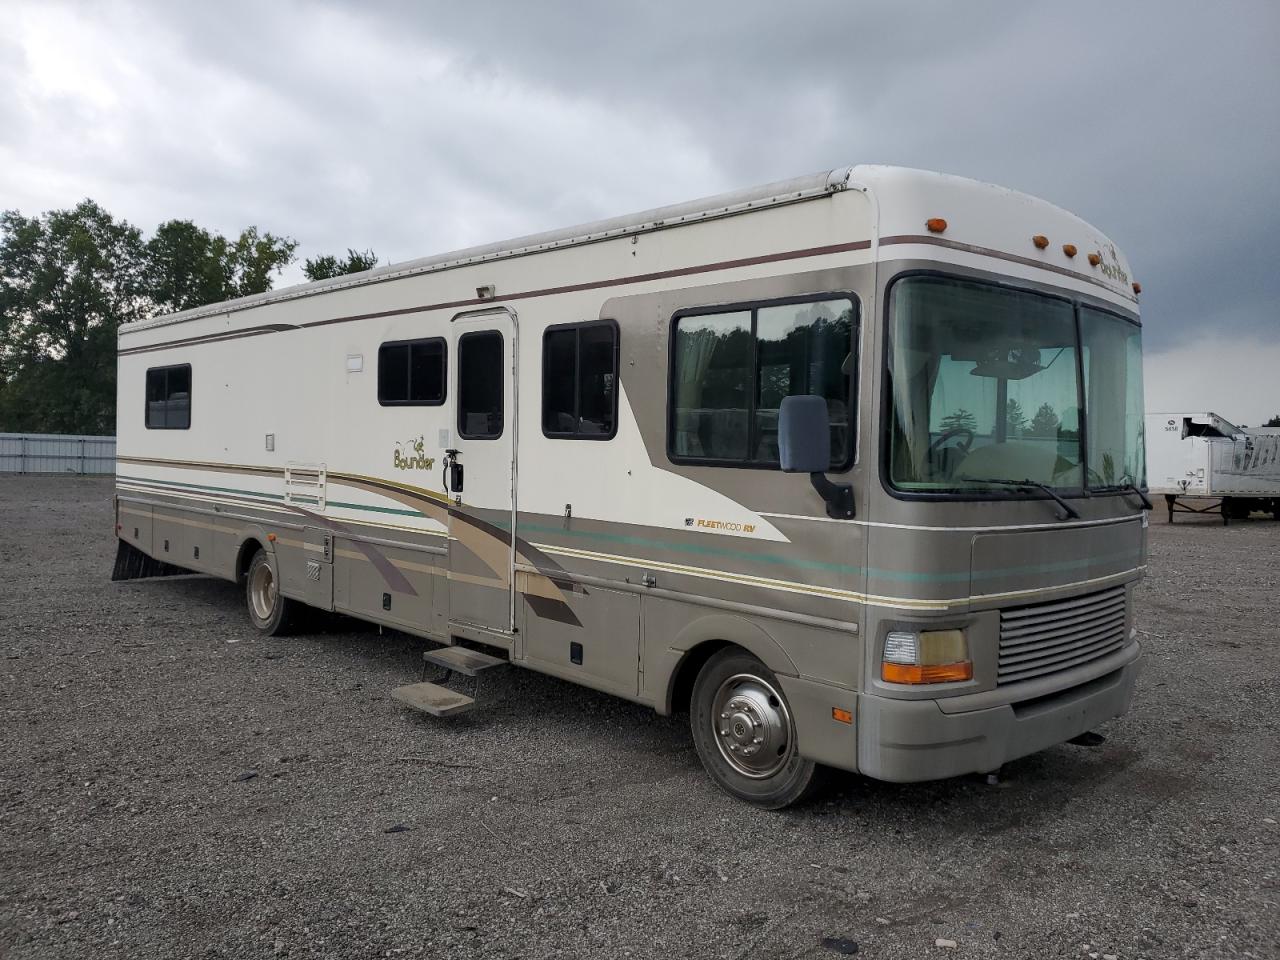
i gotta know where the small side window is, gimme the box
[457,330,504,439]
[145,364,192,429]
[542,321,618,440]
[378,337,446,406]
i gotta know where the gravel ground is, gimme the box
[1,476,1277,960]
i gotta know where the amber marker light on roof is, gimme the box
[1032,235,1049,249]
[1133,282,1142,294]
[925,218,947,233]
[1062,243,1077,258]
[1088,252,1102,267]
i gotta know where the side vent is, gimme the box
[285,462,327,511]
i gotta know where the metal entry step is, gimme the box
[421,645,508,677]
[390,681,476,718]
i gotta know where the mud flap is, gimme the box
[111,538,187,582]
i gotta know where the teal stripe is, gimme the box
[520,523,1140,583]
[326,499,424,518]
[518,522,861,574]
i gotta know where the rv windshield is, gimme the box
[887,275,1090,494]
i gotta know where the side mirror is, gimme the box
[778,395,854,519]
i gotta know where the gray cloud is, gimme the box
[2,0,1278,365]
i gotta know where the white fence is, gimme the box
[0,433,116,475]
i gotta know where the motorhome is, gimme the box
[113,166,1148,808]
[1146,412,1280,522]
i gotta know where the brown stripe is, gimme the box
[116,455,282,477]
[118,323,300,358]
[118,240,873,354]
[879,234,1137,303]
[300,239,871,330]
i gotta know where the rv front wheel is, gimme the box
[245,549,295,635]
[690,649,821,809]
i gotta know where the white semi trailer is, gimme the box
[1146,412,1280,523]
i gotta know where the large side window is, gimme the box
[457,330,504,439]
[145,364,192,429]
[669,296,856,468]
[378,337,446,406]
[542,321,618,439]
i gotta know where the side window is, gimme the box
[669,296,856,468]
[145,364,192,429]
[378,338,446,405]
[542,321,618,439]
[457,330,504,439]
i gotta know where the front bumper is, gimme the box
[854,641,1142,782]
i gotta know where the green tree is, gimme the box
[1,200,298,434]
[303,248,378,282]
[940,408,977,433]
[1006,397,1028,434]
[1027,402,1061,438]
[146,221,297,313]
[0,200,147,433]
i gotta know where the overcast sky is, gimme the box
[3,1,1278,421]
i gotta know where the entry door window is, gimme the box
[458,330,505,439]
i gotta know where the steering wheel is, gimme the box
[929,426,974,458]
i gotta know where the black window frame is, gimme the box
[144,363,192,430]
[377,336,447,407]
[456,329,505,440]
[878,267,1144,505]
[541,319,620,441]
[666,292,859,471]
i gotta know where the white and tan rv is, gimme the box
[113,166,1149,807]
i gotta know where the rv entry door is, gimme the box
[446,307,517,635]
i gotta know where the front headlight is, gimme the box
[882,629,972,684]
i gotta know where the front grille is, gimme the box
[998,585,1127,685]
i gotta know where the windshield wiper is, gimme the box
[958,477,1081,521]
[1090,474,1154,511]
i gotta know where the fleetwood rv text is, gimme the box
[114,166,1148,807]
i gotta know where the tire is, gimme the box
[244,548,295,636]
[1223,497,1253,521]
[689,649,823,809]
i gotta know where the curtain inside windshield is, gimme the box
[887,276,1083,492]
[1081,308,1145,489]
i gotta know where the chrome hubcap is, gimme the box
[711,673,794,779]
[250,562,277,621]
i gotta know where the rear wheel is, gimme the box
[690,649,822,809]
[245,548,295,635]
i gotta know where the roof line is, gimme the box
[120,166,855,336]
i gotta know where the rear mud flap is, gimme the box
[111,538,188,582]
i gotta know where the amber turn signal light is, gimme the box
[882,661,974,684]
[925,218,947,233]
[1062,244,1077,258]
[267,533,277,542]
[1032,235,1049,249]
[1132,282,1142,294]
[1088,252,1102,267]
[832,707,853,725]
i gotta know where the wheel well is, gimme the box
[236,538,264,582]
[668,640,732,715]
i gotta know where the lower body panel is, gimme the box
[854,643,1142,782]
